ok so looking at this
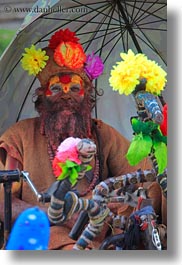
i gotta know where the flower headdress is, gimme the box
[109,49,167,95]
[21,28,104,86]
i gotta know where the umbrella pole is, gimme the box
[116,0,142,53]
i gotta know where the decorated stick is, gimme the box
[70,168,160,250]
[109,50,167,195]
[48,137,96,224]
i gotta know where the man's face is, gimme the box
[36,73,92,149]
[45,74,85,101]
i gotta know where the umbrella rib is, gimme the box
[103,30,127,63]
[115,0,126,51]
[0,59,22,90]
[81,28,124,46]
[130,0,138,22]
[132,16,167,30]
[42,16,121,26]
[74,5,114,51]
[39,3,127,55]
[36,18,115,44]
[116,2,128,52]
[41,1,122,24]
[133,20,166,30]
[135,6,167,25]
[134,31,166,65]
[39,3,117,42]
[16,77,37,122]
[92,28,126,62]
[121,0,166,27]
[116,0,142,53]
[76,26,122,36]
[97,1,117,57]
[40,0,133,30]
[132,1,167,25]
[40,27,122,45]
[122,0,133,24]
[119,0,166,60]
[129,0,146,23]
[133,27,166,32]
[70,0,123,23]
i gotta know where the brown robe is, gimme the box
[0,117,165,249]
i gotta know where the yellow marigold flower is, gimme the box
[142,60,167,94]
[21,45,49,76]
[109,49,167,96]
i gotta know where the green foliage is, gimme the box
[0,29,16,57]
[153,141,167,174]
[126,117,167,173]
[126,133,153,165]
[57,160,92,186]
[57,160,81,186]
[131,117,158,134]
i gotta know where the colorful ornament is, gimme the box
[109,49,167,95]
[21,28,104,82]
[84,52,104,79]
[126,118,167,174]
[52,137,91,186]
[6,207,50,250]
[54,41,86,69]
[21,45,49,76]
[48,28,79,50]
[160,104,167,136]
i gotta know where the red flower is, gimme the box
[160,104,167,136]
[48,28,80,50]
[54,42,86,69]
[52,157,62,177]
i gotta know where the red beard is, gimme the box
[35,93,93,161]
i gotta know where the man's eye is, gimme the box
[70,84,80,92]
[50,84,62,94]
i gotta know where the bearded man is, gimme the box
[0,29,166,250]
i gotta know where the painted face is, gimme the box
[45,74,85,97]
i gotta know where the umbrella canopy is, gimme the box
[0,0,167,139]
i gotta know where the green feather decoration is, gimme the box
[127,117,167,172]
[153,142,167,174]
[131,118,158,134]
[57,160,92,186]
[126,133,153,165]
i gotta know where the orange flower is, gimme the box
[54,42,86,69]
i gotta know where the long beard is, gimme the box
[35,94,93,161]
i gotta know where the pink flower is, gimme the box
[84,53,104,80]
[57,137,81,152]
[56,137,81,164]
